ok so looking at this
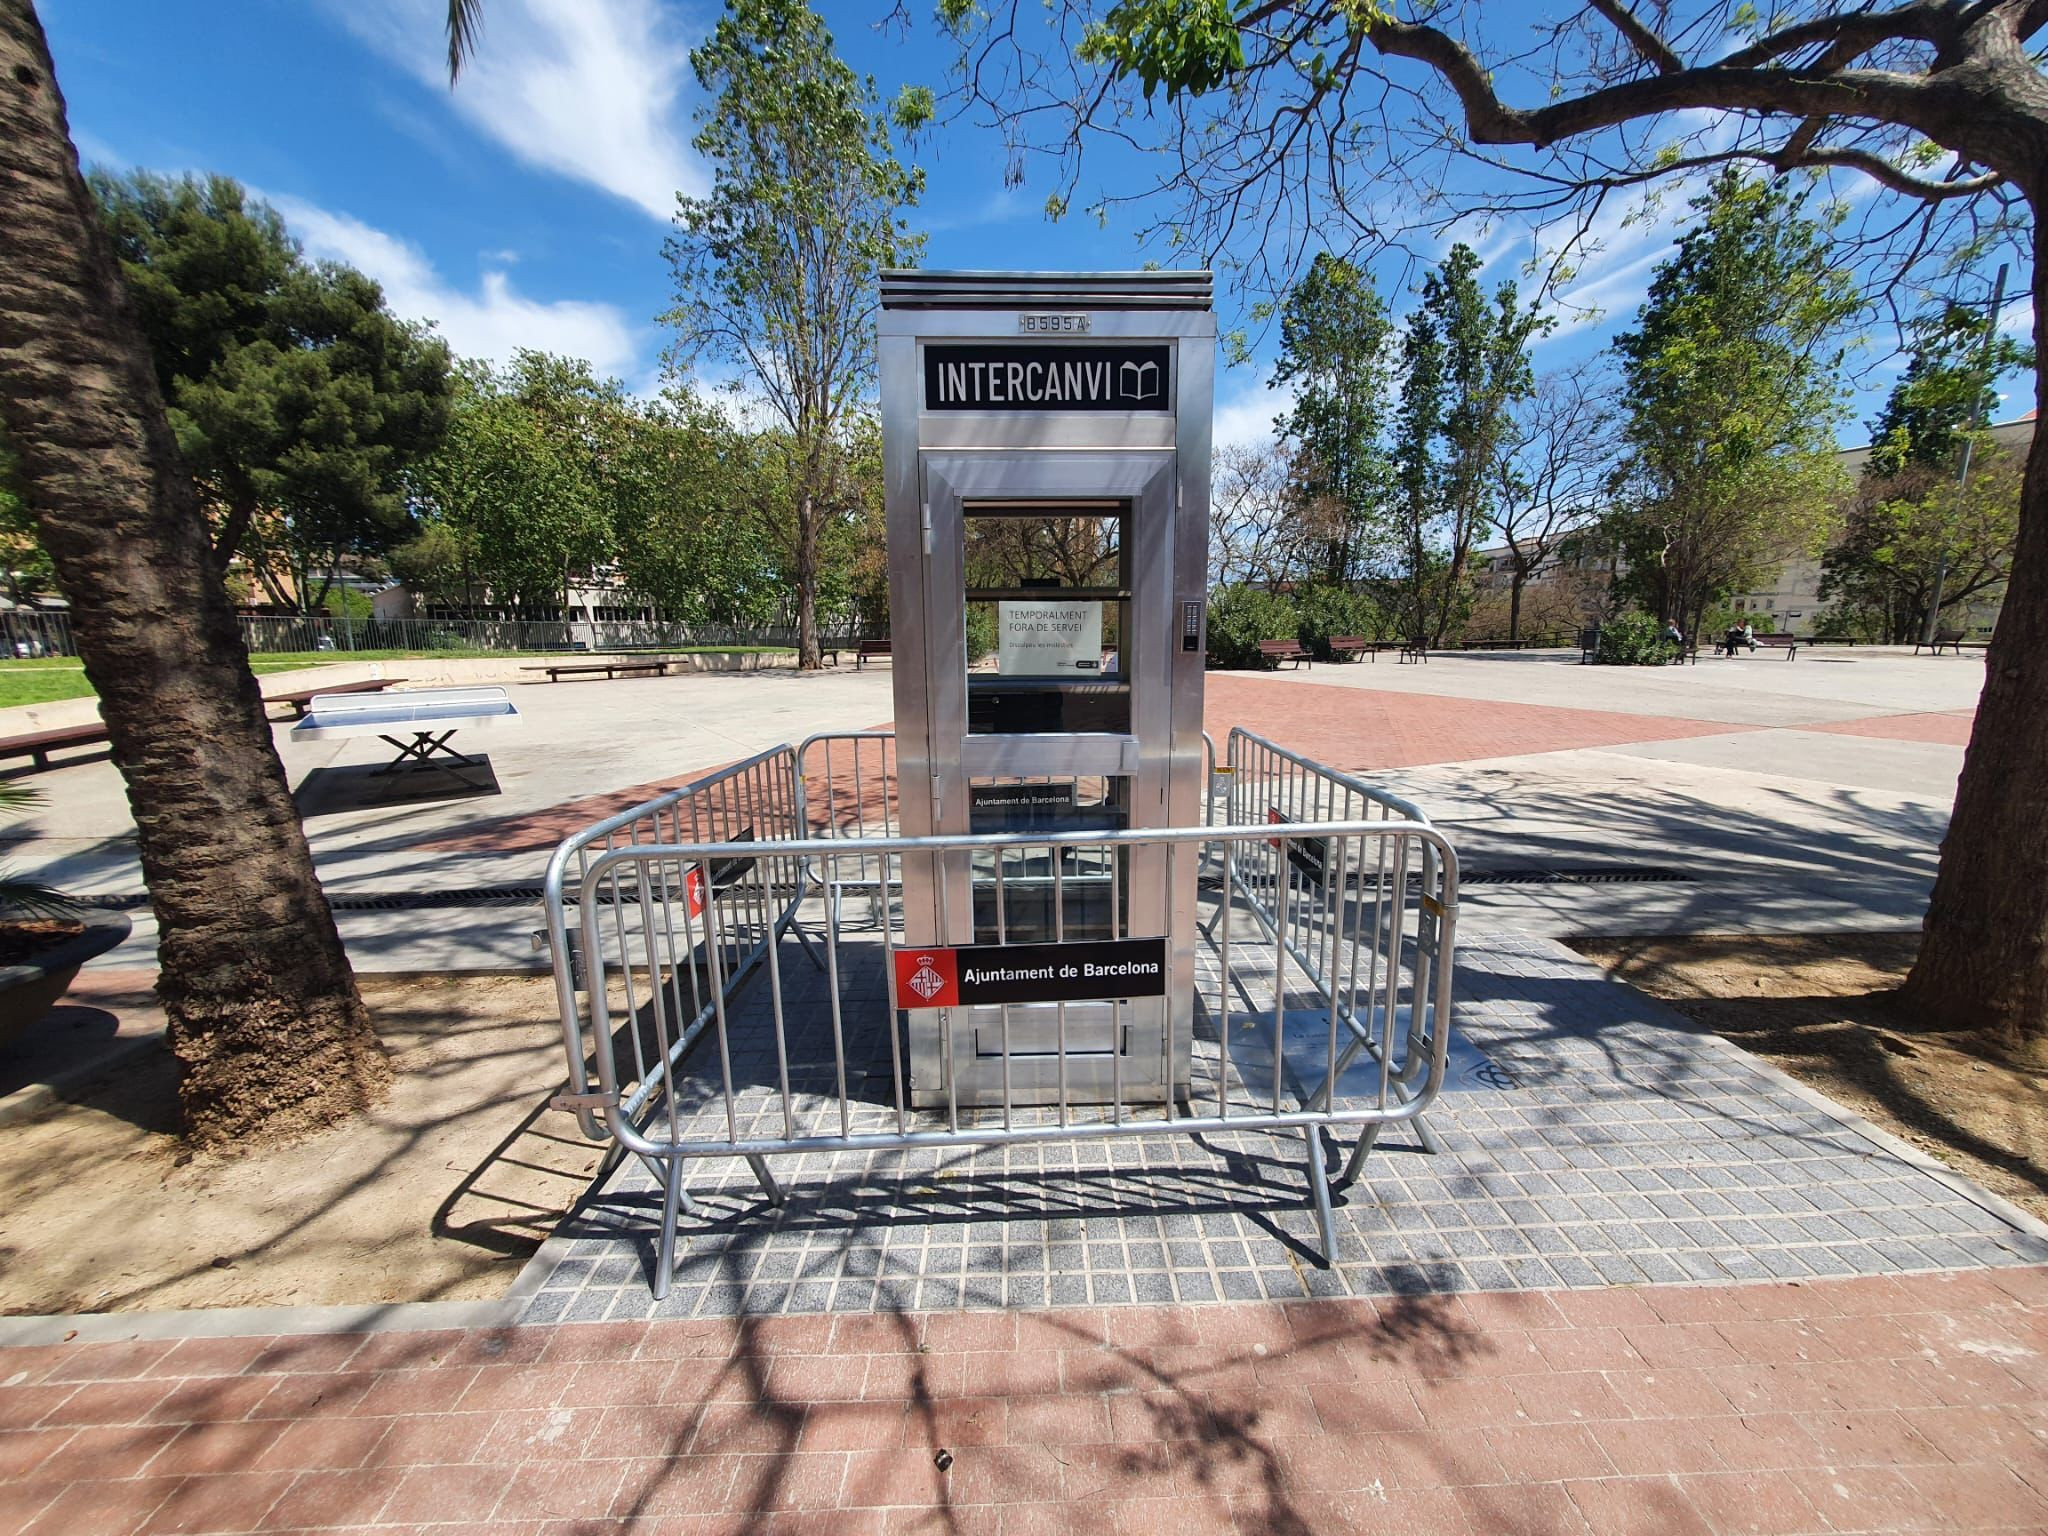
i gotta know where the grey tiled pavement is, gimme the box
[522,917,2046,1323]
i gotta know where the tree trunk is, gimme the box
[1902,229,2048,1048]
[0,1,388,1144]
[795,492,821,670]
[1508,569,1525,644]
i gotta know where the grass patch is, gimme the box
[0,646,801,710]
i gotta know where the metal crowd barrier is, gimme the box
[1218,728,1452,1161]
[541,744,812,1145]
[541,766,1458,1297]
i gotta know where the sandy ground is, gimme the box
[1571,932,2048,1223]
[0,974,601,1315]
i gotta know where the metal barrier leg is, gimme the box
[1302,1125,1337,1265]
[1336,1123,1381,1190]
[785,908,827,973]
[745,1154,784,1205]
[654,1155,685,1301]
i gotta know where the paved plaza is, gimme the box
[4,645,2045,1533]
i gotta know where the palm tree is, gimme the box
[0,1,387,1144]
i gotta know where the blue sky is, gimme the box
[40,0,2032,451]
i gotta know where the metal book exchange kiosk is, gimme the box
[540,268,1459,1299]
[879,271,1215,1109]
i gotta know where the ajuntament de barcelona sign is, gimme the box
[923,343,1171,412]
[894,937,1169,1008]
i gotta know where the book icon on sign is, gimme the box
[1118,359,1161,403]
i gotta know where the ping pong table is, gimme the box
[290,686,521,790]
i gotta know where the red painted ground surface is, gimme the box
[417,680,1984,857]
[1200,674,1752,775]
[3,1267,2044,1534]
[1804,712,1978,747]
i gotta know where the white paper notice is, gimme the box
[998,600,1102,675]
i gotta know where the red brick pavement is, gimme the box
[423,675,1767,855]
[4,1267,2044,1534]
[1200,674,1754,775]
[1803,712,1978,747]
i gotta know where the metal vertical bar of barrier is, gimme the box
[553,734,1456,1289]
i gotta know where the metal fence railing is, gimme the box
[235,615,833,656]
[1220,728,1451,1163]
[541,746,1459,1297]
[540,744,812,1154]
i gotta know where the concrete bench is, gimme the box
[1257,639,1310,670]
[523,659,671,683]
[0,721,110,772]
[262,678,401,719]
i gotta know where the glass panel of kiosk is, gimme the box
[963,501,1131,735]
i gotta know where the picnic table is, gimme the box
[290,686,521,790]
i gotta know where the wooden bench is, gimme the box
[1257,639,1310,670]
[1756,632,1799,659]
[1915,628,1966,656]
[0,721,110,772]
[522,658,671,683]
[1326,635,1375,663]
[1398,641,1429,665]
[856,640,892,669]
[262,678,401,719]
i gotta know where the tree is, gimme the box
[1270,254,1394,585]
[933,0,2048,1044]
[0,1,387,1143]
[0,435,56,606]
[1611,172,1858,637]
[1491,362,1618,644]
[660,0,924,671]
[93,172,452,590]
[614,396,782,629]
[1822,308,2034,639]
[1209,439,1316,588]
[1868,303,2035,477]
[1822,436,2026,640]
[1388,243,1545,646]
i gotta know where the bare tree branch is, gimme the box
[1587,0,1685,75]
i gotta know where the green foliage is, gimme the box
[410,354,626,612]
[323,585,373,621]
[1389,244,1545,644]
[891,84,936,133]
[92,171,453,589]
[1292,583,1384,658]
[664,0,923,661]
[1078,0,1245,101]
[1271,254,1393,585]
[0,436,55,605]
[1820,435,2022,642]
[1593,610,1673,666]
[1611,171,1857,630]
[1867,304,2032,477]
[1204,584,1298,668]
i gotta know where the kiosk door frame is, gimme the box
[908,449,1180,1106]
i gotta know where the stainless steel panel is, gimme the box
[881,275,1213,1109]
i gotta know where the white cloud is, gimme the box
[324,0,704,220]
[1211,370,1292,451]
[273,195,645,380]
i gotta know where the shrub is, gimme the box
[1205,584,1299,668]
[1294,583,1384,660]
[1594,610,1674,665]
